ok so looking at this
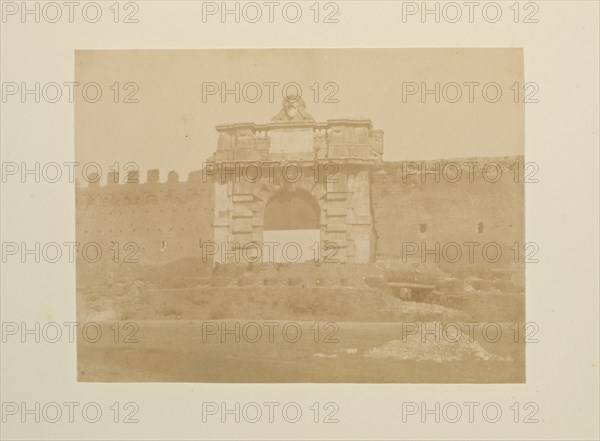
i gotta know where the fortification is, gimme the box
[76,100,524,271]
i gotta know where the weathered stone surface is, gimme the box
[233,179,256,195]
[326,223,347,233]
[232,225,253,234]
[213,227,228,253]
[328,145,349,157]
[326,192,348,201]
[327,240,347,249]
[232,209,253,218]
[326,207,348,217]
[326,173,348,193]
[350,214,372,225]
[214,182,229,210]
[270,129,313,153]
[232,194,254,203]
[311,183,327,201]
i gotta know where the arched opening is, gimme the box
[263,189,321,263]
[264,189,320,230]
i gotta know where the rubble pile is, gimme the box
[364,326,511,363]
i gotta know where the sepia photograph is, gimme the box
[75,48,526,383]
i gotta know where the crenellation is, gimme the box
[147,169,160,184]
[107,170,119,185]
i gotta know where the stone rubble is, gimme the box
[364,327,512,363]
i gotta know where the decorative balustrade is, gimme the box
[212,119,384,164]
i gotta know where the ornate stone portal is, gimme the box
[208,99,384,264]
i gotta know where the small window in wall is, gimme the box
[477,222,484,234]
[419,224,427,234]
[161,240,167,250]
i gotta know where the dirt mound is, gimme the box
[364,325,511,363]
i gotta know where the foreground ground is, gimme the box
[78,320,525,383]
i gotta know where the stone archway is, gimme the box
[210,101,383,264]
[262,188,321,263]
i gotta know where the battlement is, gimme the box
[76,168,212,209]
[81,168,208,188]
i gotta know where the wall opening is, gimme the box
[263,189,321,263]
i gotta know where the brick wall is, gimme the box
[371,157,525,268]
[76,157,524,269]
[76,171,214,266]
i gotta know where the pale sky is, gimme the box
[75,48,524,183]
